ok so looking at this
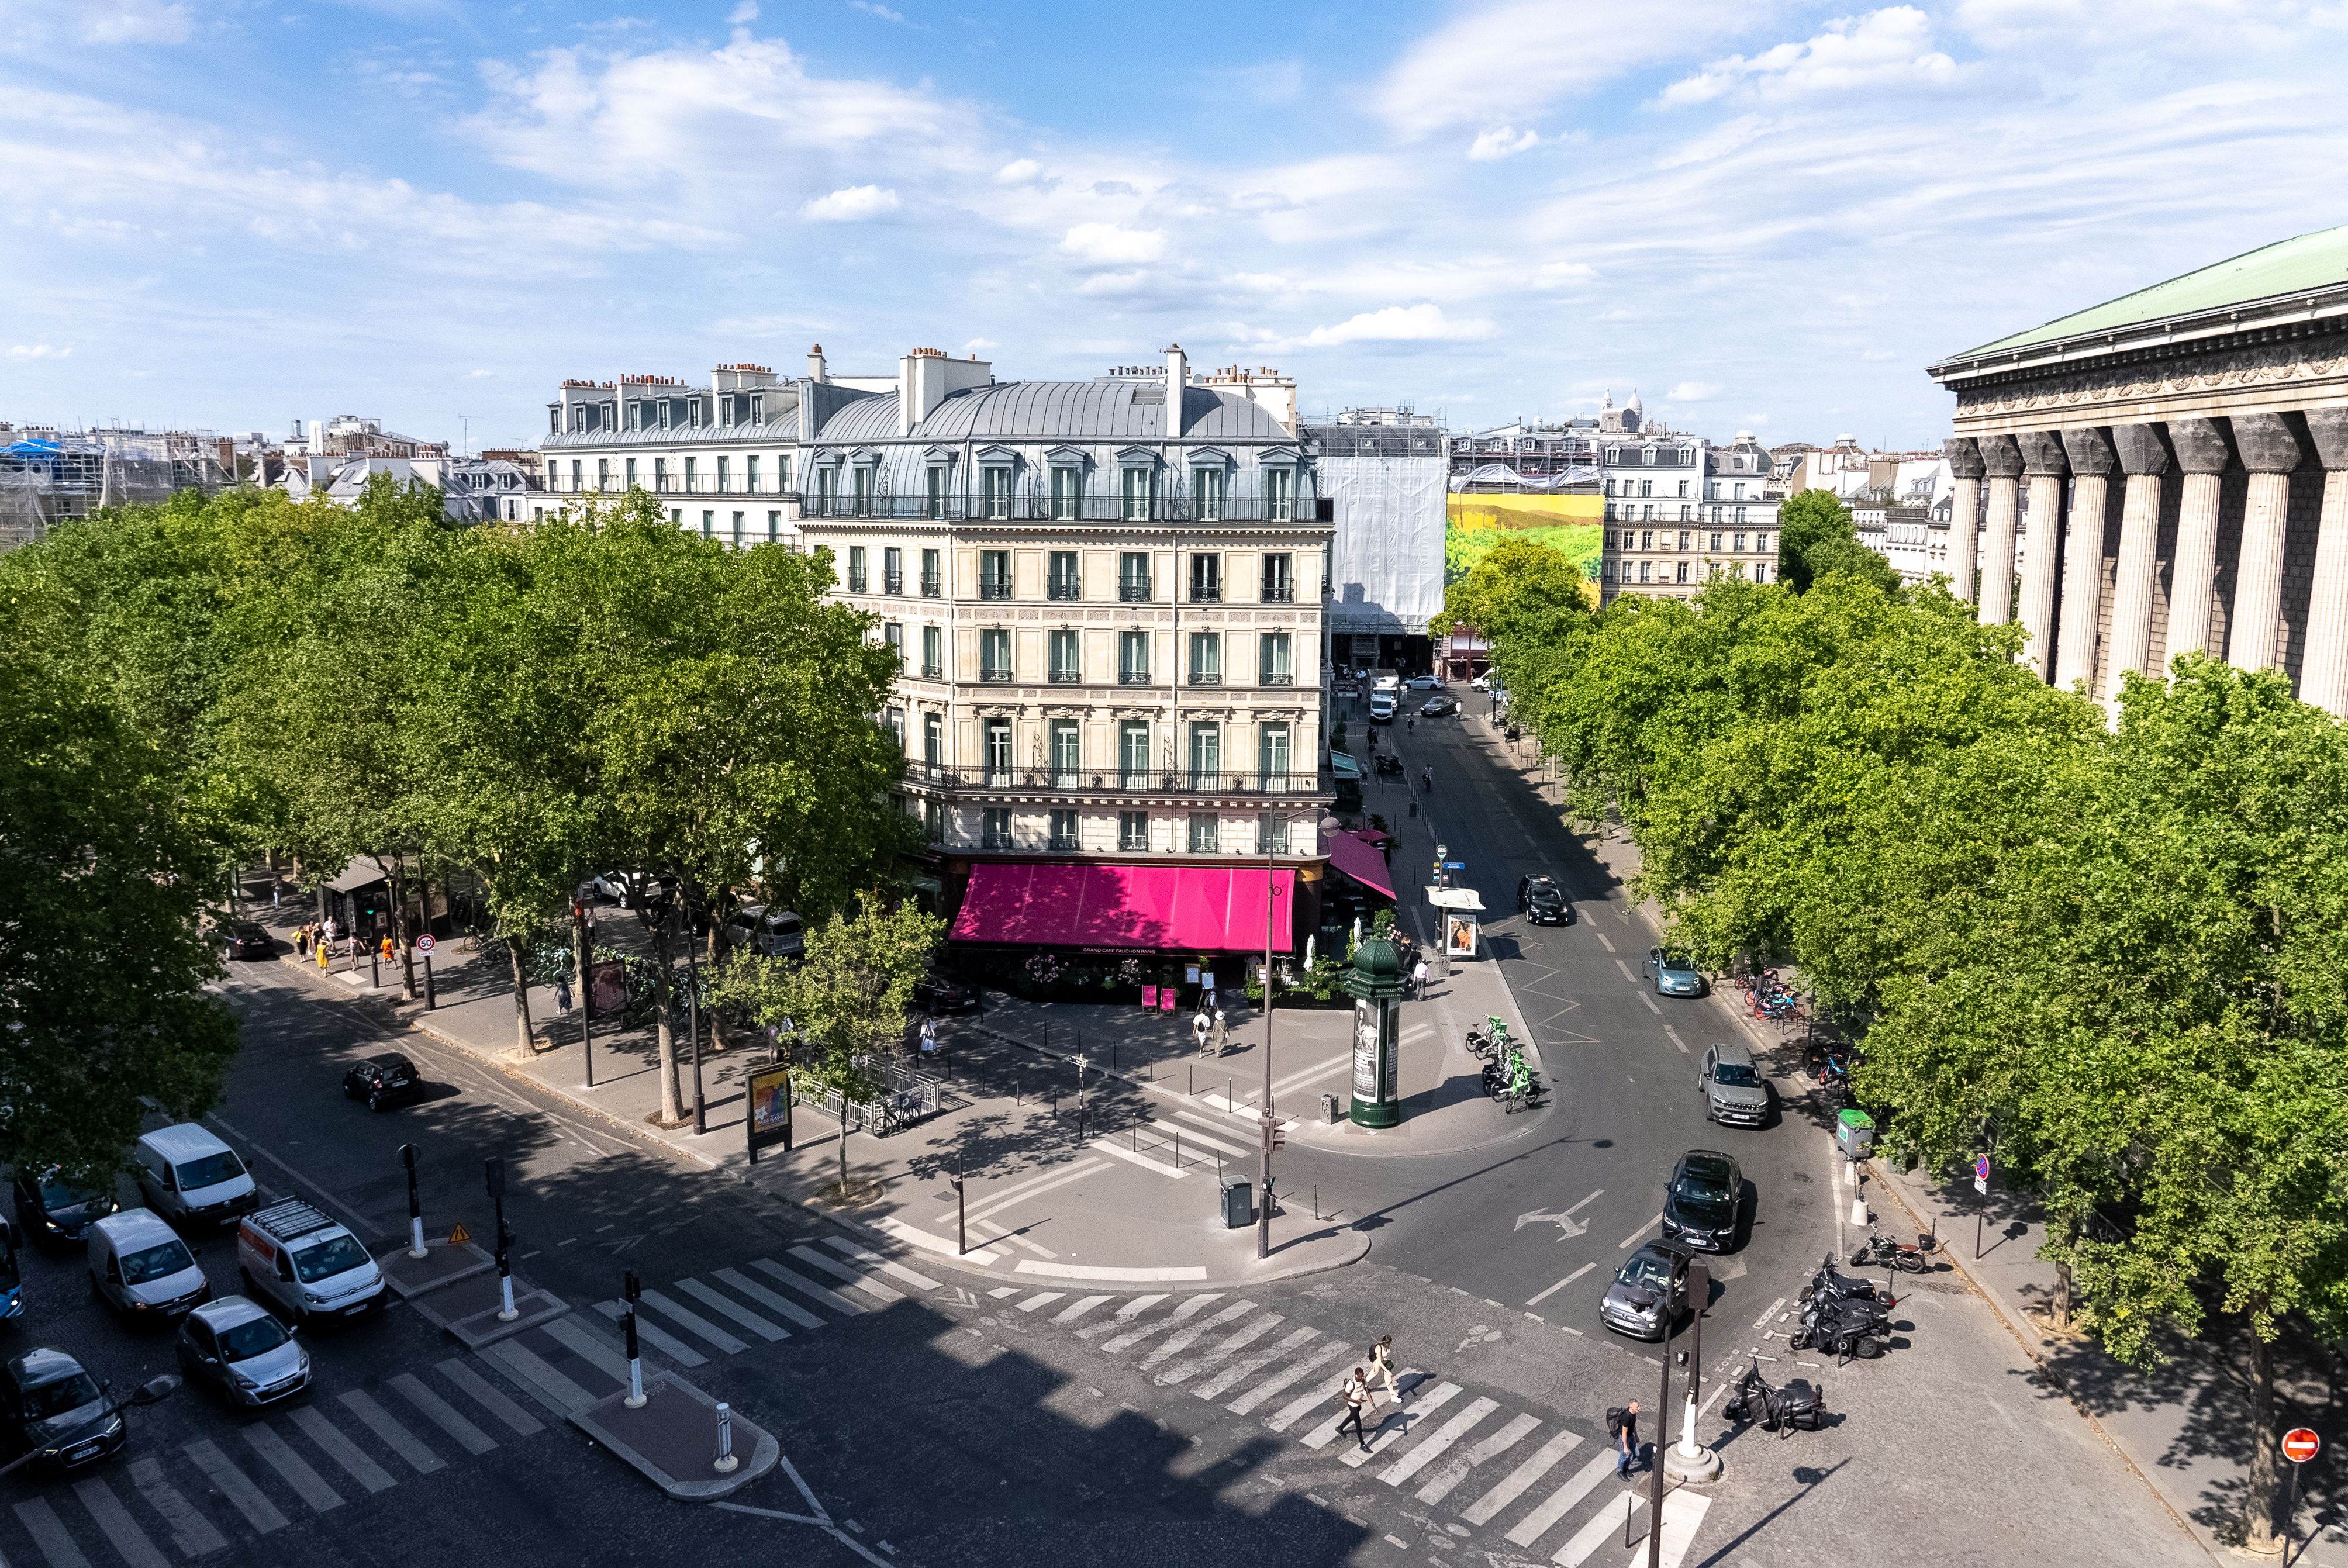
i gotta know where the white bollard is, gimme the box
[713,1402,739,1473]
[498,1272,517,1322]
[408,1214,426,1260]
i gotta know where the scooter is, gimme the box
[1851,1228,1935,1274]
[1723,1359,1827,1433]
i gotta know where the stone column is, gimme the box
[2228,412,2302,672]
[2301,410,2348,719]
[2163,418,2230,663]
[2056,427,2115,692]
[1978,434,2024,626]
[2105,425,2170,703]
[2015,431,2069,680]
[1945,437,1984,606]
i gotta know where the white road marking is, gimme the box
[243,1421,344,1511]
[1551,1487,1639,1564]
[969,1215,1054,1258]
[337,1390,445,1474]
[1377,1394,1496,1485]
[389,1373,496,1455]
[1089,1137,1189,1179]
[1641,994,1663,1015]
[872,1215,1002,1265]
[1613,959,1637,983]
[1014,1260,1210,1280]
[823,1239,942,1291]
[1160,1111,1253,1159]
[1594,932,1615,952]
[436,1358,543,1434]
[15,1498,95,1568]
[1526,1262,1597,1307]
[181,1440,289,1534]
[1192,1325,1316,1400]
[638,1288,750,1354]
[1140,1301,1255,1371]
[127,1456,229,1556]
[789,1245,904,1304]
[712,1267,827,1331]
[1158,1311,1283,1385]
[1415,1411,1541,1505]
[1506,1449,1614,1547]
[1076,1294,1168,1339]
[74,1477,168,1568]
[1617,1214,1662,1249]
[1269,1051,1353,1097]
[1014,1292,1066,1313]
[674,1277,790,1341]
[1752,1296,1787,1330]
[1051,1294,1115,1323]
[1338,1377,1454,1465]
[750,1258,870,1317]
[1102,1294,1225,1354]
[1228,1342,1345,1414]
[962,1161,1109,1225]
[593,1300,709,1367]
[1461,1430,1582,1525]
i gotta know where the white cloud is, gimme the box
[848,0,907,21]
[1538,260,1596,285]
[960,337,996,355]
[1060,223,1166,264]
[469,368,495,377]
[1467,127,1541,161]
[1296,303,1496,347]
[80,1,192,45]
[728,1,759,20]
[802,184,900,220]
[1660,8,1957,105]
[7,344,71,360]
[1666,380,1722,400]
[996,158,1041,183]
[1861,348,1898,361]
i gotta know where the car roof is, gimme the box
[1677,1150,1738,1180]
[94,1208,181,1247]
[1710,1040,1755,1065]
[138,1123,233,1162]
[7,1348,89,1387]
[360,1053,413,1070]
[191,1295,276,1331]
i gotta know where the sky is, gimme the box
[2,0,2344,451]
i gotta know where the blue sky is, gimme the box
[4,0,2344,450]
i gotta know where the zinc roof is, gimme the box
[814,381,1291,445]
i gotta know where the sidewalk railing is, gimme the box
[796,1061,944,1136]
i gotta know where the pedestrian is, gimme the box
[919,1016,938,1060]
[315,935,329,970]
[1411,958,1429,1000]
[1422,764,1433,791]
[271,883,280,910]
[554,973,573,1014]
[1609,1400,1642,1478]
[1211,1006,1228,1055]
[295,925,310,958]
[1370,1335,1403,1403]
[379,935,394,962]
[1408,716,1415,735]
[1193,1009,1214,1058]
[1336,1369,1373,1451]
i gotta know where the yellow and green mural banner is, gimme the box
[1445,492,1604,585]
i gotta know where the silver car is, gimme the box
[1700,1042,1768,1127]
[1600,1240,1694,1341]
[178,1296,310,1407]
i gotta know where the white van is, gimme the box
[236,1200,385,1325]
[1370,668,1401,694]
[87,1210,211,1322]
[1368,691,1397,724]
[724,904,805,959]
[134,1125,257,1228]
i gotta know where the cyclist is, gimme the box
[1421,765,1433,791]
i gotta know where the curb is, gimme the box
[571,1376,779,1503]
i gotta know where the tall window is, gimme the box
[1050,465,1082,521]
[1189,553,1221,603]
[980,628,1011,681]
[1259,723,1292,789]
[982,467,1011,519]
[1048,628,1080,683]
[883,547,903,594]
[701,510,714,536]
[731,511,744,547]
[1119,721,1149,781]
[1119,551,1151,602]
[625,458,637,489]
[1258,812,1288,855]
[746,455,760,493]
[655,457,668,492]
[1261,553,1292,602]
[816,467,835,512]
[851,467,873,517]
[983,720,1012,785]
[767,510,781,543]
[847,546,868,593]
[981,807,1013,849]
[1048,809,1079,851]
[926,467,946,519]
[779,455,792,493]
[598,459,610,491]
[1265,467,1294,521]
[717,457,730,494]
[921,624,943,679]
[1188,631,1221,685]
[1118,811,1149,851]
[1118,630,1150,685]
[1187,720,1220,786]
[1187,813,1220,852]
[1194,466,1225,521]
[1736,507,1748,526]
[979,550,1011,599]
[684,457,697,492]
[923,800,945,842]
[883,623,903,668]
[923,712,942,769]
[885,706,904,747]
[1049,720,1080,786]
[1048,551,1080,600]
[921,547,941,596]
[1121,466,1151,521]
[1258,631,1292,686]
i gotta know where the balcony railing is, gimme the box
[882,572,903,594]
[1261,585,1294,603]
[1048,669,1082,684]
[796,486,1321,524]
[847,574,868,592]
[1118,669,1151,685]
[921,575,942,597]
[901,764,1331,797]
[1189,585,1222,603]
[1118,579,1152,602]
[921,662,944,679]
[980,668,1014,684]
[1258,671,1294,686]
[1048,581,1082,601]
[1187,670,1222,686]
[978,582,1012,600]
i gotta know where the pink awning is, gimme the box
[950,863,1296,952]
[1325,830,1396,899]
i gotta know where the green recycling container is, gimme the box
[1836,1108,1875,1161]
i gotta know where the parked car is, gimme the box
[1470,674,1491,692]
[87,1210,210,1323]
[1404,673,1440,690]
[1599,1239,1695,1341]
[218,923,273,961]
[586,873,636,906]
[13,1169,117,1255]
[1420,694,1458,717]
[1660,1149,1744,1253]
[340,1053,426,1113]
[913,973,977,1014]
[236,1200,386,1327]
[133,1124,257,1228]
[177,1296,310,1407]
[724,904,806,959]
[0,1349,123,1474]
[1517,874,1572,926]
[1698,1041,1768,1127]
[1645,947,1705,998]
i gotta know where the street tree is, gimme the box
[1774,488,1902,596]
[712,892,944,1198]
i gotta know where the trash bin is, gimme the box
[1320,1093,1341,1124]
[1220,1176,1253,1229]
[1836,1108,1875,1161]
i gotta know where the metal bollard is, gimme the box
[623,1269,645,1408]
[714,1401,738,1473]
[402,1144,425,1259]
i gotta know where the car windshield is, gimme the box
[291,1235,370,1283]
[1674,1173,1733,1209]
[22,1373,102,1422]
[1529,886,1560,903]
[217,1315,291,1360]
[120,1239,195,1285]
[1617,1256,1672,1293]
[1712,1063,1761,1087]
[175,1151,246,1191]
[36,1180,101,1212]
[1659,953,1697,972]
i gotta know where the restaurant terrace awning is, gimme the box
[949,863,1297,953]
[1324,830,1395,899]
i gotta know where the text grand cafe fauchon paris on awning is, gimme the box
[949,863,1300,955]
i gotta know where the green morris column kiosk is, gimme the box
[1345,932,1404,1128]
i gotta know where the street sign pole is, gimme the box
[2283,1427,2321,1564]
[419,932,436,1010]
[1974,1155,1992,1260]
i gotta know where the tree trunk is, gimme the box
[388,859,417,1003]
[2242,1307,2283,1554]
[704,921,729,1055]
[505,934,536,1055]
[650,918,681,1124]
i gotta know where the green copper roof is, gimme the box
[1958,225,2348,358]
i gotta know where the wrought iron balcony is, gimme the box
[1118,580,1152,602]
[1048,581,1082,601]
[978,582,1012,600]
[1048,669,1082,684]
[1258,671,1294,686]
[882,572,903,594]
[1261,585,1294,603]
[921,663,944,680]
[847,574,868,592]
[979,668,1014,684]
[1187,671,1222,687]
[900,764,1331,798]
[1189,585,1222,603]
[921,575,942,597]
[1118,669,1152,685]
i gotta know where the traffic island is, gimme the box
[572,1377,778,1502]
[375,1238,495,1301]
[403,1265,568,1349]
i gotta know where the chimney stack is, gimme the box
[1163,343,1187,438]
[807,344,828,384]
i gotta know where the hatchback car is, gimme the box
[1404,674,1440,690]
[341,1053,426,1112]
[87,1210,210,1323]
[1517,875,1572,926]
[1660,1150,1743,1253]
[219,923,273,960]
[0,1349,122,1474]
[1699,1041,1769,1127]
[913,973,977,1014]
[1646,947,1705,997]
[178,1297,310,1407]
[13,1170,118,1254]
[1420,694,1458,717]
[1599,1239,1696,1341]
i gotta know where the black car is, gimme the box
[12,1170,118,1253]
[1660,1149,1743,1253]
[220,923,273,960]
[1517,874,1572,925]
[913,973,978,1014]
[1420,694,1458,717]
[0,1349,123,1475]
[340,1054,426,1112]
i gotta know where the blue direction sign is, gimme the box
[1444,861,1465,869]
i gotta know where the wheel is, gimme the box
[1856,1335,1886,1359]
[1901,1252,1928,1274]
[1849,1248,1871,1267]
[368,1093,385,1113]
[341,1081,360,1100]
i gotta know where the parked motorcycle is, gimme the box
[1791,1287,1890,1359]
[1799,1253,1881,1307]
[1851,1227,1935,1274]
[1723,1359,1828,1433]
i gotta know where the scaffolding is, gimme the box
[0,427,237,551]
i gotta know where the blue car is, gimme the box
[1646,947,1704,998]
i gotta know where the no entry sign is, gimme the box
[2283,1428,2320,1464]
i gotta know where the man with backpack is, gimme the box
[1335,1369,1373,1452]
[1608,1401,1641,1477]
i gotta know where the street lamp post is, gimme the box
[1259,809,1340,1262]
